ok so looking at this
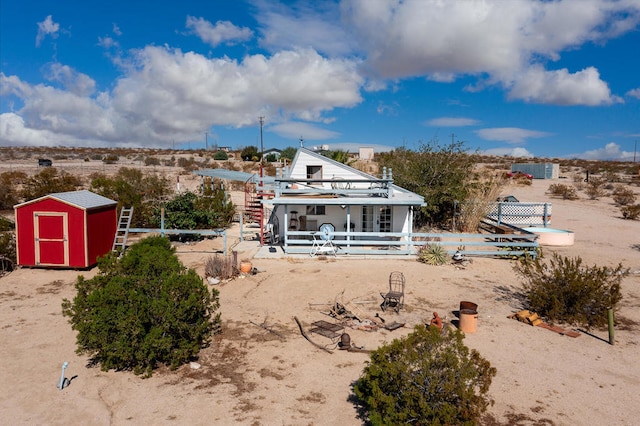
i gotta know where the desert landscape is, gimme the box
[1,156,640,425]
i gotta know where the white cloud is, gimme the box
[570,142,636,161]
[270,121,339,140]
[426,117,480,127]
[507,66,622,106]
[44,63,96,97]
[482,147,535,158]
[255,1,355,57]
[112,23,122,36]
[0,47,363,147]
[476,127,552,144]
[339,0,639,105]
[35,15,60,47]
[186,16,253,47]
[627,88,640,99]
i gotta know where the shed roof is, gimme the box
[15,190,117,210]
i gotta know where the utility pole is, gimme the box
[259,116,265,166]
[634,140,637,163]
[205,132,208,151]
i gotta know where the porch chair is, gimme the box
[380,271,405,313]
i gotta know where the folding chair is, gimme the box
[380,271,405,313]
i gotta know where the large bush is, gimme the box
[515,253,627,328]
[354,325,496,425]
[90,167,171,227]
[62,236,220,376]
[20,167,81,200]
[377,139,477,227]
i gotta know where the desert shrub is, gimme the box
[265,153,278,162]
[377,139,478,227]
[612,186,637,206]
[144,156,161,166]
[163,156,176,167]
[241,145,259,161]
[621,204,640,220]
[20,167,81,200]
[417,244,449,265]
[511,174,533,186]
[90,153,103,161]
[90,168,171,228]
[514,253,627,329]
[584,177,608,200]
[204,254,238,280]
[547,183,579,200]
[213,150,228,160]
[102,154,119,164]
[0,218,16,273]
[155,183,234,230]
[0,171,26,208]
[62,236,220,376]
[280,146,297,161]
[354,325,496,425]
[457,171,504,232]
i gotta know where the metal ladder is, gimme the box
[112,207,134,253]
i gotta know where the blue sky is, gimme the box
[1,0,639,160]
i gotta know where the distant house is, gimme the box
[14,190,117,268]
[262,148,282,160]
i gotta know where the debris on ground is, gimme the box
[509,310,580,338]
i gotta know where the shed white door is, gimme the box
[362,205,392,233]
[34,212,69,266]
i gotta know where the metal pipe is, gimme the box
[608,308,615,345]
[58,362,69,390]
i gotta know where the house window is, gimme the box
[306,165,322,180]
[306,205,325,215]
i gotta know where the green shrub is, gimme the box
[241,145,259,161]
[144,156,161,166]
[20,168,81,200]
[547,183,579,200]
[102,154,119,164]
[515,253,627,329]
[62,236,220,376]
[354,325,496,425]
[213,150,228,160]
[621,204,640,220]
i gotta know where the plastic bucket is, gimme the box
[459,309,478,333]
[460,301,478,312]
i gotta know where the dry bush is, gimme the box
[612,185,637,206]
[621,204,640,220]
[205,254,239,280]
[457,171,504,232]
[584,176,608,200]
[548,183,579,200]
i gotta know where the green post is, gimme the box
[608,308,615,345]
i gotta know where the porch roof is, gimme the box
[193,169,276,184]
[264,195,424,206]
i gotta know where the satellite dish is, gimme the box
[318,223,335,240]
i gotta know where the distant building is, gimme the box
[359,147,374,161]
[511,163,559,179]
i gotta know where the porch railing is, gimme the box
[283,230,539,257]
[272,178,394,198]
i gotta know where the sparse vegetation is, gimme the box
[62,236,220,376]
[213,150,228,160]
[204,254,238,280]
[354,325,496,425]
[515,253,627,329]
[547,183,579,200]
[612,186,637,206]
[584,176,608,200]
[621,204,640,220]
[417,243,449,265]
[20,167,82,200]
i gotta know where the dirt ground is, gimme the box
[1,173,640,425]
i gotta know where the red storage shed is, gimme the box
[14,190,118,268]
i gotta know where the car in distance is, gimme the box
[506,170,533,179]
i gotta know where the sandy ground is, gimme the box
[1,178,639,425]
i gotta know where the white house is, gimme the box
[263,148,425,254]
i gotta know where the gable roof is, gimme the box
[15,190,117,210]
[281,148,424,205]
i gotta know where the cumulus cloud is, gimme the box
[426,117,480,127]
[570,142,636,161]
[507,66,621,105]
[270,121,339,140]
[627,88,640,99]
[255,1,355,57]
[337,0,639,105]
[482,147,535,158]
[476,127,552,144]
[35,15,60,47]
[0,47,363,147]
[186,16,253,47]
